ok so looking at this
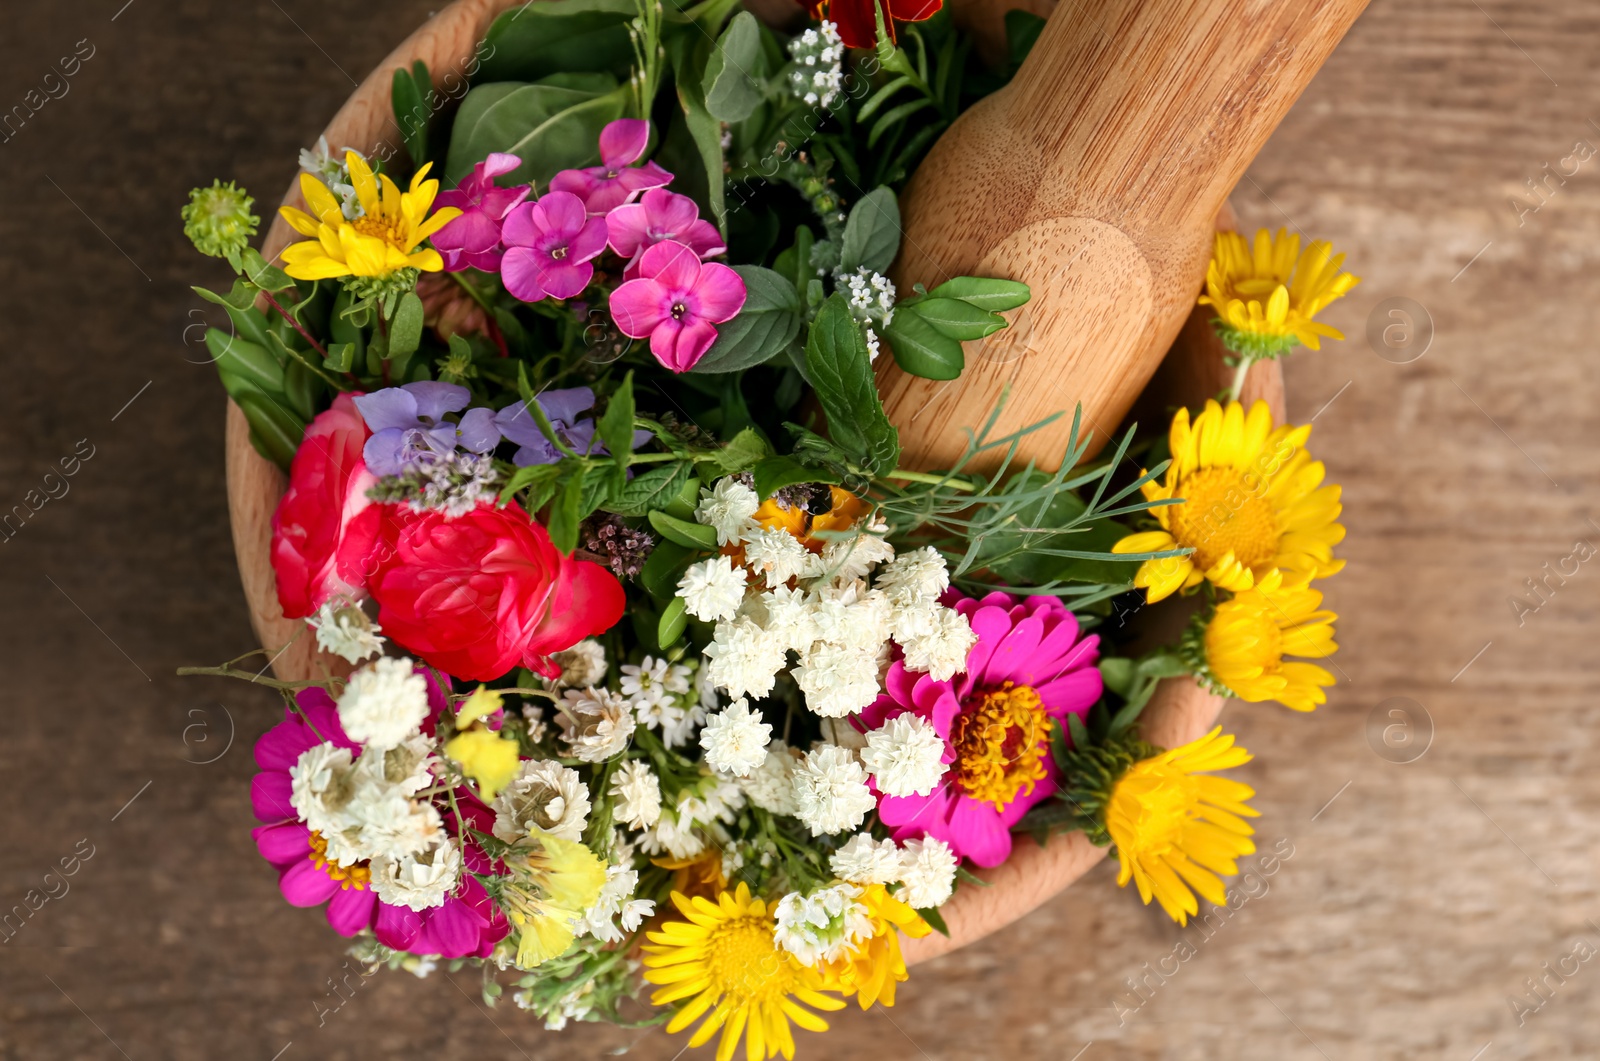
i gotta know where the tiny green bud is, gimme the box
[182,180,259,267]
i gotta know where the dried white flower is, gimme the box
[773,882,873,966]
[793,641,883,718]
[738,739,799,815]
[829,833,905,885]
[809,531,895,585]
[557,687,636,763]
[897,837,958,909]
[860,715,947,797]
[704,616,787,700]
[899,607,978,682]
[699,698,772,777]
[491,760,591,842]
[694,477,761,545]
[289,742,357,844]
[370,840,461,911]
[792,745,876,836]
[741,526,810,589]
[755,585,819,653]
[307,599,384,664]
[876,545,950,605]
[337,656,430,750]
[678,554,748,622]
[550,639,608,689]
[609,760,663,829]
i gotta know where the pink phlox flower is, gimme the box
[608,239,746,372]
[500,190,609,302]
[606,188,727,279]
[549,118,673,215]
[431,152,531,273]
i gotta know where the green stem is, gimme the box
[1227,355,1255,403]
[175,664,330,692]
[260,289,330,359]
[877,468,976,491]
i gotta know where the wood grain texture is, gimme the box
[878,0,1366,471]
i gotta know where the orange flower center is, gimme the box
[950,682,1052,811]
[308,829,371,890]
[1165,466,1280,572]
[352,213,403,246]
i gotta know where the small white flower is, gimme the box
[860,715,947,797]
[787,20,845,109]
[549,639,608,689]
[807,583,892,645]
[741,526,810,589]
[558,687,636,762]
[704,616,787,700]
[337,656,430,750]
[521,703,549,745]
[610,760,662,829]
[876,545,950,605]
[572,863,655,944]
[638,798,705,859]
[773,882,873,966]
[699,698,772,777]
[370,840,461,912]
[632,694,687,736]
[809,531,895,586]
[897,837,958,909]
[658,701,706,750]
[830,833,905,885]
[756,585,819,653]
[899,607,978,682]
[621,655,691,703]
[694,477,761,545]
[792,745,876,836]
[843,267,897,327]
[307,599,384,664]
[678,554,748,622]
[491,760,591,842]
[289,742,357,842]
[738,739,798,815]
[793,642,883,718]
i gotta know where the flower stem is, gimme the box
[1227,355,1255,403]
[259,289,329,359]
[878,468,976,491]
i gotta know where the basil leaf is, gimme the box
[548,473,586,554]
[803,293,900,475]
[445,74,625,187]
[606,462,693,516]
[658,597,688,647]
[597,371,636,469]
[641,539,697,599]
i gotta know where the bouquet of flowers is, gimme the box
[182,0,1355,1053]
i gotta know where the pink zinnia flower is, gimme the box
[549,118,672,215]
[609,240,746,372]
[249,684,511,959]
[431,152,531,272]
[606,188,726,277]
[859,592,1103,868]
[500,191,609,302]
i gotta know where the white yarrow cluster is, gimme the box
[860,714,947,797]
[609,760,662,829]
[792,745,876,836]
[703,616,786,700]
[558,687,636,762]
[308,599,384,664]
[491,760,591,842]
[290,736,442,867]
[897,836,959,908]
[829,833,905,885]
[773,882,873,966]
[337,657,430,750]
[678,555,747,622]
[699,698,772,777]
[693,477,760,545]
[787,20,845,109]
[737,739,799,815]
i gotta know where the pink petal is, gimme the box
[964,605,1016,682]
[251,772,295,822]
[944,796,1014,867]
[279,858,339,907]
[535,190,590,236]
[986,614,1046,685]
[375,902,422,950]
[637,239,702,290]
[682,218,728,257]
[646,188,698,231]
[417,897,486,958]
[568,216,610,262]
[536,258,595,300]
[326,885,378,936]
[1035,668,1104,716]
[481,152,522,181]
[253,821,310,866]
[434,209,502,255]
[605,202,651,258]
[609,278,670,338]
[480,184,531,221]
[501,247,549,303]
[548,168,599,201]
[878,788,955,834]
[599,119,650,168]
[651,317,718,372]
[617,161,673,194]
[499,201,540,247]
[254,712,313,771]
[689,261,746,323]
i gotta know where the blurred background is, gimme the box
[2,1,1597,1058]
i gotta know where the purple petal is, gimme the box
[352,388,419,433]
[535,258,595,300]
[455,407,500,454]
[599,118,650,168]
[404,381,470,420]
[501,246,549,303]
[251,772,295,822]
[689,261,746,323]
[609,278,670,339]
[362,428,411,479]
[539,386,597,425]
[535,191,590,237]
[279,858,339,907]
[326,886,378,936]
[493,401,541,447]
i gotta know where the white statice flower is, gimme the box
[699,698,772,777]
[860,715,947,797]
[572,863,655,944]
[875,545,950,605]
[792,745,876,836]
[774,882,873,967]
[307,599,384,664]
[704,616,787,700]
[492,760,591,842]
[294,738,444,866]
[787,20,845,109]
[337,656,430,750]
[738,739,798,815]
[549,639,608,689]
[558,687,636,763]
[609,760,662,829]
[756,585,819,653]
[694,477,760,546]
[898,837,958,909]
[843,267,897,327]
[355,733,436,798]
[793,642,883,718]
[345,778,444,862]
[899,607,978,682]
[678,555,748,622]
[830,833,905,885]
[741,526,810,589]
[369,840,461,911]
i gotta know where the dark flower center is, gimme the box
[670,302,688,320]
[550,245,568,260]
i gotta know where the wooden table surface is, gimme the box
[2,2,1597,1058]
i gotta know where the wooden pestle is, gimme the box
[876,0,1368,471]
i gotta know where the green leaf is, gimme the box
[548,473,586,554]
[707,426,772,474]
[239,248,295,294]
[804,294,900,475]
[1098,658,1136,699]
[476,0,638,83]
[446,74,626,187]
[752,456,839,501]
[657,597,688,648]
[664,468,701,521]
[193,285,273,351]
[924,276,1031,312]
[665,33,726,229]
[231,387,305,470]
[648,510,720,551]
[882,311,964,380]
[597,371,636,470]
[1005,9,1049,72]
[388,292,425,360]
[579,463,619,518]
[690,267,802,374]
[281,358,320,421]
[910,298,1006,341]
[701,12,762,123]
[917,905,950,937]
[207,330,283,392]
[641,539,697,599]
[499,462,564,506]
[392,63,432,169]
[1067,712,1090,751]
[838,187,901,275]
[322,342,356,374]
[606,462,693,516]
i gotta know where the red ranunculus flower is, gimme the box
[368,503,625,681]
[801,0,940,50]
[270,392,382,619]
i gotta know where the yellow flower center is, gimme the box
[950,682,1051,811]
[1166,466,1279,572]
[352,212,403,246]
[307,829,370,890]
[704,914,796,1003]
[1110,762,1200,856]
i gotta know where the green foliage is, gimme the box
[802,294,900,476]
[1004,9,1048,75]
[702,12,764,123]
[690,267,802,374]
[663,31,727,230]
[475,0,640,83]
[752,455,838,501]
[445,74,627,186]
[838,187,900,275]
[391,60,435,170]
[648,510,719,550]
[883,277,1031,380]
[605,461,694,516]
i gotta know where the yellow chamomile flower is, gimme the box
[444,686,519,800]
[1199,227,1360,359]
[816,884,930,1010]
[1112,399,1344,602]
[1106,727,1259,925]
[277,151,459,280]
[1195,568,1339,712]
[500,831,608,969]
[642,883,846,1061]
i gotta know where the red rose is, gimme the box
[368,503,625,681]
[270,392,382,619]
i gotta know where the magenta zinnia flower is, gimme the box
[609,240,746,372]
[606,188,725,277]
[500,191,609,303]
[431,152,531,273]
[859,592,1103,868]
[549,118,673,215]
[249,685,510,959]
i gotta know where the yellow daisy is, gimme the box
[1106,727,1259,925]
[499,832,608,970]
[642,883,845,1061]
[817,884,930,1010]
[1199,227,1360,357]
[277,151,460,280]
[1200,568,1338,712]
[1112,399,1344,602]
